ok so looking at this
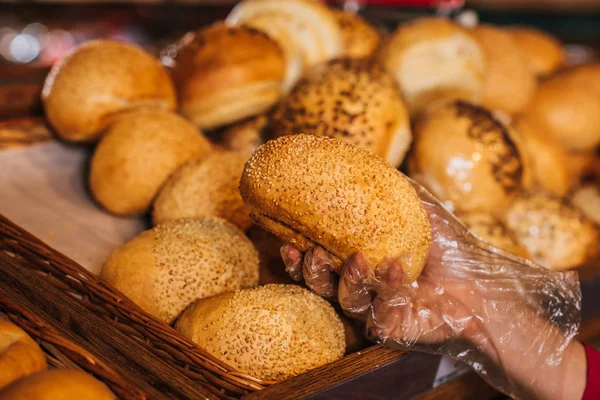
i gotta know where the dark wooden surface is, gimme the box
[0,249,218,400]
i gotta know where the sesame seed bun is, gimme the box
[472,25,537,115]
[572,184,600,226]
[0,321,47,390]
[0,370,113,400]
[502,190,598,270]
[175,284,345,381]
[221,114,268,158]
[333,10,381,59]
[457,211,529,257]
[153,151,252,230]
[507,27,565,77]
[378,18,485,115]
[171,24,285,130]
[89,109,212,216]
[42,40,176,143]
[410,101,526,213]
[271,58,411,167]
[102,218,259,323]
[240,134,431,282]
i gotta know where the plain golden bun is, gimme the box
[153,151,252,230]
[226,0,343,71]
[514,118,572,196]
[378,18,485,115]
[333,10,381,59]
[271,58,411,167]
[175,284,345,381]
[523,73,600,152]
[572,184,600,226]
[171,24,286,130]
[221,114,268,158]
[0,321,47,390]
[89,109,212,216]
[457,212,528,257]
[410,101,526,213]
[502,190,598,270]
[240,134,431,282]
[0,370,113,400]
[42,40,176,143]
[472,25,537,115]
[102,218,259,323]
[507,27,565,77]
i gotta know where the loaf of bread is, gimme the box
[507,26,565,77]
[0,321,47,390]
[333,10,381,59]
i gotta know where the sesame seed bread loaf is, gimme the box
[175,284,345,381]
[240,134,431,282]
[0,321,47,390]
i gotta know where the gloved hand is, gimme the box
[280,180,581,400]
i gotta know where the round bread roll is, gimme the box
[102,218,259,323]
[175,284,345,381]
[89,109,212,216]
[0,321,47,390]
[457,212,528,257]
[507,27,565,77]
[271,58,411,167]
[221,114,268,158]
[333,10,381,59]
[572,184,600,226]
[226,0,343,70]
[171,24,285,130]
[472,25,537,115]
[523,73,600,152]
[514,118,572,196]
[42,40,176,143]
[240,134,431,282]
[502,190,598,270]
[410,101,526,213]
[0,370,113,400]
[153,151,251,230]
[378,18,485,115]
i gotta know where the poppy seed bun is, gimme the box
[514,118,572,196]
[333,10,381,59]
[472,25,537,115]
[226,0,343,69]
[175,284,345,381]
[102,218,259,323]
[457,212,528,257]
[240,134,431,282]
[410,101,526,213]
[507,27,565,77]
[572,184,600,226]
[378,18,485,115]
[153,151,251,230]
[523,74,600,152]
[42,40,176,143]
[502,190,598,270]
[171,24,285,130]
[0,321,47,390]
[221,115,268,158]
[271,58,411,167]
[0,370,114,400]
[89,109,212,216]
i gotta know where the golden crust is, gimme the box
[171,23,285,130]
[410,101,526,213]
[472,25,537,115]
[572,184,600,226]
[0,321,47,390]
[333,10,381,59]
[153,151,252,230]
[175,284,345,381]
[507,26,565,77]
[271,58,411,167]
[240,134,431,282]
[0,370,113,400]
[42,40,176,143]
[457,211,529,257]
[101,218,260,324]
[89,109,212,216]
[221,114,268,158]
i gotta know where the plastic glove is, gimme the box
[280,179,581,400]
